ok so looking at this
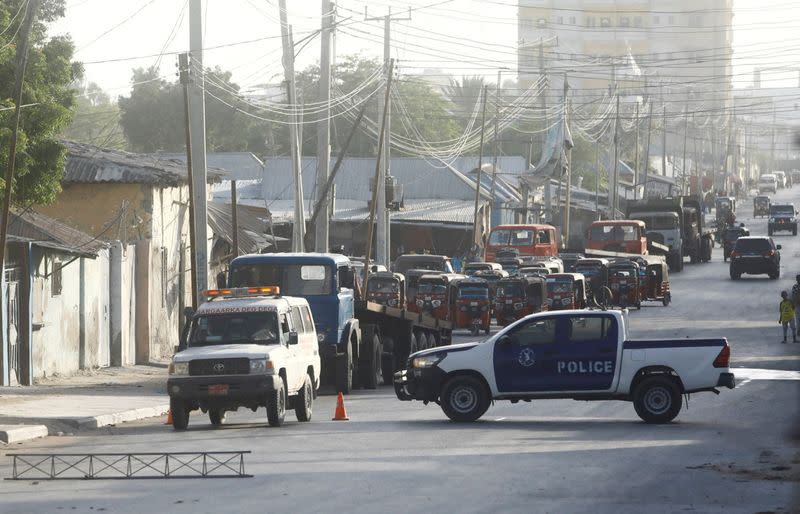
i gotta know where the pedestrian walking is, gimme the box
[792,275,800,335]
[778,291,797,343]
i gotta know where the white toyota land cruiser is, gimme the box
[167,287,321,430]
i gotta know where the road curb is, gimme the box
[0,424,49,444]
[69,404,171,430]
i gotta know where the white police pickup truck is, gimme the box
[167,287,321,430]
[394,310,734,423]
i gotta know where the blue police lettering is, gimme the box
[557,360,613,374]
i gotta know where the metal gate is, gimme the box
[5,267,21,386]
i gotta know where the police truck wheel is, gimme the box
[208,409,225,426]
[440,375,491,422]
[632,376,682,424]
[170,398,189,431]
[336,338,353,394]
[295,374,313,422]
[266,380,286,427]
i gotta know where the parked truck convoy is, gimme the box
[226,253,453,395]
[626,196,713,271]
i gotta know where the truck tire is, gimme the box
[336,338,353,394]
[266,379,286,427]
[381,336,395,386]
[170,398,189,431]
[295,374,313,422]
[208,409,225,426]
[359,333,382,390]
[632,376,682,424]
[440,375,491,422]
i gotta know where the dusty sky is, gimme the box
[49,0,800,96]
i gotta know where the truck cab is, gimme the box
[168,287,320,430]
[585,220,647,254]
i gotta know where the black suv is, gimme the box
[768,204,797,236]
[729,237,781,280]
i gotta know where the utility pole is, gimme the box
[562,74,572,250]
[682,108,689,195]
[770,104,776,173]
[364,60,395,292]
[661,96,667,177]
[188,0,209,295]
[538,37,548,163]
[594,144,600,219]
[642,99,654,200]
[633,101,640,200]
[178,53,198,308]
[611,93,620,219]
[490,69,502,230]
[314,0,334,253]
[279,0,305,252]
[231,180,239,257]
[366,7,410,267]
[472,86,489,250]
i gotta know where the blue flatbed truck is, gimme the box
[226,253,452,393]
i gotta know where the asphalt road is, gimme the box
[2,191,799,513]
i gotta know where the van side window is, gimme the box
[301,306,314,331]
[290,307,304,333]
[280,313,291,334]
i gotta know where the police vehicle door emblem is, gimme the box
[518,348,536,367]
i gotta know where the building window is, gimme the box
[557,16,563,25]
[653,16,660,25]
[586,16,596,28]
[633,16,642,27]
[668,15,675,25]
[569,16,576,25]
[537,18,547,28]
[600,17,611,28]
[619,16,630,27]
[51,260,63,297]
[689,15,703,27]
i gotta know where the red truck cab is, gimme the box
[485,224,558,262]
[585,220,647,255]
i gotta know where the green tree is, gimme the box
[0,0,82,206]
[295,55,461,157]
[61,81,125,149]
[118,66,270,154]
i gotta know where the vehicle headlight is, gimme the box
[250,358,274,374]
[169,361,189,375]
[412,353,444,368]
[317,330,326,343]
[769,217,775,222]
[416,299,424,306]
[432,300,441,307]
[514,302,524,310]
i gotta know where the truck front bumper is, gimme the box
[167,374,282,401]
[716,372,735,389]
[393,367,447,402]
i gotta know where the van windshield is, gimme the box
[189,312,280,347]
[368,278,399,293]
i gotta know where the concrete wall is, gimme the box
[35,183,152,243]
[30,248,111,380]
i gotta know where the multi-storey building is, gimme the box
[518,0,733,110]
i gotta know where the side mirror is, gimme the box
[776,244,782,250]
[497,335,512,346]
[216,271,227,289]
[183,306,195,319]
[288,331,299,345]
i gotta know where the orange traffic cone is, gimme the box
[165,409,173,425]
[332,392,349,421]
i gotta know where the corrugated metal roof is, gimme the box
[63,141,224,186]
[207,202,286,253]
[9,210,108,256]
[262,156,493,203]
[158,152,265,181]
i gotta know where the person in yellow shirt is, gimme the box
[778,291,797,344]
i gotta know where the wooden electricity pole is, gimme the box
[472,86,489,250]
